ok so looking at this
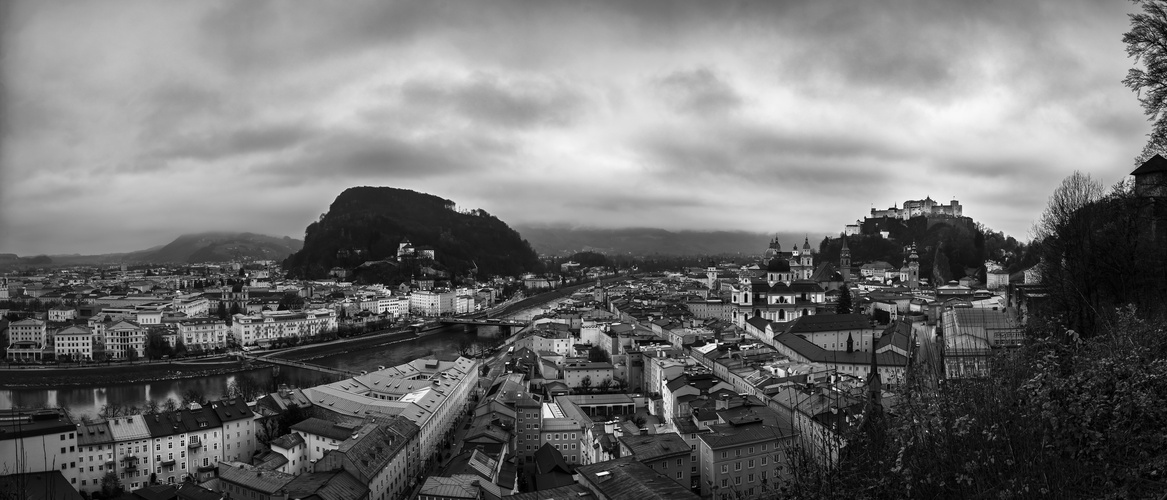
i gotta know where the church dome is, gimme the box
[766,258,791,272]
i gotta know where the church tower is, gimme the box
[907,243,920,289]
[840,234,851,282]
[706,260,718,290]
[800,236,813,279]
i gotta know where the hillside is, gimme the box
[27,233,301,266]
[283,186,540,280]
[515,226,822,256]
[138,232,303,263]
[816,215,1032,283]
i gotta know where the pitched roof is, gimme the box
[617,432,690,461]
[575,456,700,500]
[534,443,572,475]
[284,469,369,500]
[1132,154,1167,175]
[217,461,295,494]
[784,313,872,334]
[291,417,359,441]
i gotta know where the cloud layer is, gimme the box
[0,0,1150,255]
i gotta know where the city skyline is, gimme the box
[0,0,1151,255]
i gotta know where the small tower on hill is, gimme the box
[840,234,852,282]
[907,243,920,289]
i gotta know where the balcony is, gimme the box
[188,440,202,450]
[161,459,177,467]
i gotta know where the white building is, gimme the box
[304,356,479,461]
[104,320,146,360]
[409,289,456,316]
[231,308,338,346]
[177,319,231,350]
[55,325,99,361]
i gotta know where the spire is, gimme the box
[840,234,849,251]
[802,235,810,250]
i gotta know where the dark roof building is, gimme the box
[575,456,701,500]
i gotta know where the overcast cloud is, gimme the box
[0,0,1150,255]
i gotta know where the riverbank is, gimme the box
[0,359,255,389]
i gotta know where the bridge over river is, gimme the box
[240,353,360,378]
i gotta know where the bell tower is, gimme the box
[907,243,920,289]
[840,234,851,282]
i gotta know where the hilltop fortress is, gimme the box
[847,197,965,235]
[870,197,962,220]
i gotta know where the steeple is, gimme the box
[840,234,852,282]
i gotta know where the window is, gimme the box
[735,477,741,485]
[748,446,754,454]
[735,449,741,457]
[677,458,683,466]
[721,451,727,459]
[748,459,754,468]
[721,465,728,474]
[677,471,683,479]
[663,461,668,469]
[761,443,767,451]
[748,474,754,482]
[721,479,728,487]
[762,456,767,465]
[735,462,741,471]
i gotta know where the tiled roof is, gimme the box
[575,456,700,500]
[784,313,872,334]
[291,417,358,441]
[284,469,369,500]
[618,432,690,461]
[217,461,295,494]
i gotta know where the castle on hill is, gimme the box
[869,197,962,220]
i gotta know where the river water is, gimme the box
[0,327,483,420]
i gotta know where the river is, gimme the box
[0,326,484,420]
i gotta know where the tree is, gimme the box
[579,376,592,392]
[100,471,123,498]
[277,292,305,311]
[1034,171,1107,336]
[1124,0,1167,164]
[836,286,853,314]
[216,302,228,321]
[587,345,610,363]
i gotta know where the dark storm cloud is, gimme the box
[154,122,315,162]
[254,128,517,185]
[400,73,588,129]
[638,122,906,188]
[654,68,743,116]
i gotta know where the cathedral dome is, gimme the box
[766,258,791,272]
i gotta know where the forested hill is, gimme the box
[816,215,1035,284]
[282,187,541,280]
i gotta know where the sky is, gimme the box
[0,0,1152,256]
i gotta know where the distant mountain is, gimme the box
[283,186,540,280]
[514,226,822,256]
[15,233,302,266]
[138,232,303,263]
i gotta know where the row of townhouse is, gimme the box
[1,398,255,497]
[5,317,147,362]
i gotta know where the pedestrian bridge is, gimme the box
[439,317,528,327]
[241,353,360,378]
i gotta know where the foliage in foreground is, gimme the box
[782,309,1167,499]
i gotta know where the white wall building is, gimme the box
[231,308,338,346]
